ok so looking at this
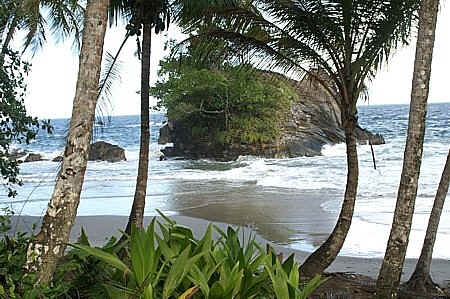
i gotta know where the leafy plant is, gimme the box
[0,48,53,197]
[0,210,70,298]
[264,247,327,299]
[72,212,326,299]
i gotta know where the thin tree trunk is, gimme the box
[0,0,24,65]
[405,150,450,293]
[299,117,358,278]
[0,16,17,66]
[26,0,109,284]
[124,23,152,233]
[376,1,439,297]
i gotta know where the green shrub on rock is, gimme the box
[152,60,298,147]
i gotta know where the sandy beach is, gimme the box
[9,214,450,287]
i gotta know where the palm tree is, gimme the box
[107,0,239,235]
[0,0,83,66]
[405,150,450,294]
[26,0,109,284]
[184,0,420,278]
[376,0,440,297]
[107,0,171,233]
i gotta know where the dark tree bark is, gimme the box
[299,114,358,278]
[405,150,450,294]
[26,0,109,284]
[124,23,152,233]
[376,0,439,297]
[0,16,17,66]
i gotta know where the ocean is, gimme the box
[1,102,449,259]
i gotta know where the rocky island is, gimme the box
[158,71,384,162]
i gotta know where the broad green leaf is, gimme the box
[69,243,131,276]
[282,253,295,276]
[156,234,177,260]
[78,227,90,246]
[162,245,192,299]
[195,224,213,255]
[299,274,328,299]
[188,264,210,298]
[156,209,176,225]
[210,281,225,299]
[104,282,135,299]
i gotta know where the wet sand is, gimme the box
[161,182,339,248]
[9,214,450,287]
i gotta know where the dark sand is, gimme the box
[9,214,450,287]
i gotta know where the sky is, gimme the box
[21,4,450,119]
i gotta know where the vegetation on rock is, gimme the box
[153,45,297,148]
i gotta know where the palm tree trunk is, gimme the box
[299,116,358,278]
[405,150,450,293]
[0,16,18,66]
[26,0,109,284]
[376,1,439,297]
[124,23,152,233]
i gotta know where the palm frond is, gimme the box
[108,0,132,27]
[177,0,420,107]
[20,5,47,55]
[97,50,124,119]
[44,0,85,50]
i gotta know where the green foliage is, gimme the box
[0,210,74,298]
[152,55,297,146]
[264,247,327,299]
[58,229,122,298]
[0,210,325,298]
[72,212,326,298]
[0,232,34,298]
[0,49,52,197]
[0,208,35,298]
[0,214,120,298]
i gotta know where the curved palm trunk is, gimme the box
[26,0,109,284]
[124,23,152,233]
[0,16,18,66]
[376,0,439,297]
[299,117,358,278]
[406,150,450,293]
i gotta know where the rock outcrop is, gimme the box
[7,149,28,160]
[88,141,126,162]
[52,156,63,162]
[159,71,385,161]
[24,153,45,162]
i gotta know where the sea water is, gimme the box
[1,103,449,259]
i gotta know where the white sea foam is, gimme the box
[321,143,347,157]
[4,105,449,259]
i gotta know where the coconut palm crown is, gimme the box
[185,0,419,115]
[1,0,84,54]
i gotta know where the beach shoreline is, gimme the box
[9,214,450,287]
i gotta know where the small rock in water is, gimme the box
[24,153,44,163]
[88,141,126,162]
[52,156,63,162]
[7,149,28,160]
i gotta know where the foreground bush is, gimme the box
[72,212,325,299]
[0,211,325,298]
